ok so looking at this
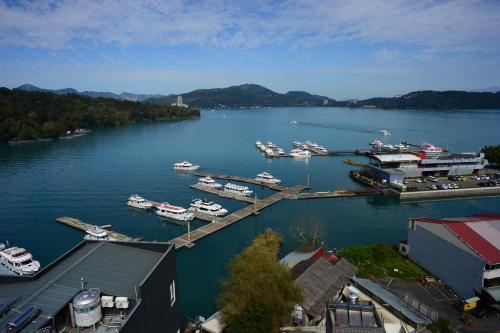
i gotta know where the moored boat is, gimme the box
[127,194,153,209]
[255,172,281,184]
[0,243,40,276]
[156,203,195,221]
[190,199,228,217]
[197,176,223,189]
[289,149,311,158]
[380,130,391,136]
[174,161,200,171]
[224,183,253,196]
[84,226,117,241]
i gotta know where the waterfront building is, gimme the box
[0,240,180,333]
[172,95,188,108]
[365,151,488,184]
[404,214,500,302]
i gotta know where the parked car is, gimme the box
[448,175,460,181]
[427,184,438,190]
[452,183,459,189]
[413,178,423,183]
[427,176,438,183]
[472,175,481,180]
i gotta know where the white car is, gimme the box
[413,178,422,183]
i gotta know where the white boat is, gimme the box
[84,226,117,241]
[394,143,407,152]
[290,120,298,124]
[380,130,391,136]
[370,140,383,147]
[174,161,200,171]
[266,142,277,149]
[422,143,443,156]
[258,144,267,151]
[255,140,262,147]
[156,203,195,221]
[127,194,153,209]
[224,183,253,196]
[197,176,223,189]
[0,244,40,276]
[290,149,311,158]
[190,199,228,217]
[276,148,285,156]
[316,146,328,154]
[383,144,394,151]
[256,172,281,184]
[265,149,276,158]
[293,141,303,148]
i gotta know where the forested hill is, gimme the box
[350,90,500,109]
[145,84,336,107]
[0,88,200,142]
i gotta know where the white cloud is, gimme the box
[0,0,499,54]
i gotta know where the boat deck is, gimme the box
[189,184,258,203]
[171,185,307,249]
[55,217,141,241]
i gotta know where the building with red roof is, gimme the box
[405,214,500,302]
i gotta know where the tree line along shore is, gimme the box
[0,88,200,143]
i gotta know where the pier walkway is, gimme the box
[170,185,306,249]
[55,216,141,241]
[195,172,287,191]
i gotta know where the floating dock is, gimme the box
[170,185,307,249]
[195,172,288,191]
[55,216,141,241]
[190,184,258,203]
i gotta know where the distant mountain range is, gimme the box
[145,84,333,107]
[16,84,164,102]
[15,83,500,109]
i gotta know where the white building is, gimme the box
[172,95,188,108]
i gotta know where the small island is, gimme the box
[0,88,200,143]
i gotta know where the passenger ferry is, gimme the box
[190,199,228,217]
[290,149,311,158]
[0,243,40,276]
[156,203,195,221]
[84,226,117,241]
[197,176,223,189]
[255,172,281,184]
[224,183,253,197]
[380,130,391,136]
[174,161,200,171]
[422,143,443,157]
[127,194,153,209]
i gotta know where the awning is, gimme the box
[483,286,500,302]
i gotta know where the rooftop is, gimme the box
[412,214,500,264]
[0,240,173,332]
[372,154,421,163]
[294,258,358,317]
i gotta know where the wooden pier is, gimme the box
[190,184,257,203]
[55,216,141,241]
[170,185,306,249]
[195,172,288,191]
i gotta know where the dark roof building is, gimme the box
[406,214,500,302]
[0,240,180,333]
[293,257,358,320]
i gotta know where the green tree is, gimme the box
[218,229,302,333]
[481,145,500,164]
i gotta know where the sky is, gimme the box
[1,0,500,99]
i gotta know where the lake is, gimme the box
[1,107,499,319]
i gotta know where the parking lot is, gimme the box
[404,173,500,192]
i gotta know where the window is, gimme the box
[170,280,176,307]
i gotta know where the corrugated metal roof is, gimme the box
[412,214,500,264]
[0,241,168,332]
[352,278,431,325]
[372,154,421,163]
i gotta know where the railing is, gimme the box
[403,293,439,321]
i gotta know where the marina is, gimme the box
[170,185,307,249]
[55,217,142,241]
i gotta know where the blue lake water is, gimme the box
[1,107,500,319]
